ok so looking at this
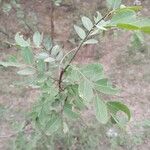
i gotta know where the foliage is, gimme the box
[0,0,150,149]
[128,31,148,54]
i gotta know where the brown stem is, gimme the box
[58,68,64,91]
[58,11,113,90]
[50,1,55,41]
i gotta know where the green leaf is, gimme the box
[80,64,104,81]
[51,45,60,57]
[45,115,61,135]
[117,23,139,30]
[66,68,81,83]
[84,39,98,45]
[141,26,150,34]
[74,25,86,40]
[0,61,23,68]
[109,9,136,26]
[78,79,94,102]
[96,79,109,86]
[118,6,142,12]
[74,98,86,110]
[133,18,150,34]
[94,11,102,23]
[95,80,119,95]
[64,103,79,119]
[17,68,35,76]
[106,0,122,9]
[81,16,93,31]
[21,47,33,64]
[37,59,46,74]
[33,31,43,48]
[95,96,109,124]
[15,32,30,47]
[35,52,49,60]
[112,15,150,33]
[44,57,55,63]
[43,35,53,51]
[96,20,108,30]
[131,18,150,27]
[134,31,144,43]
[107,101,131,121]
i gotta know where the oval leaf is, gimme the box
[35,52,49,60]
[95,96,109,124]
[33,31,43,48]
[107,101,131,121]
[51,45,60,57]
[109,9,136,26]
[43,35,53,51]
[74,25,86,40]
[44,57,55,63]
[95,83,119,95]
[84,39,98,45]
[0,61,23,68]
[81,16,93,31]
[78,79,94,102]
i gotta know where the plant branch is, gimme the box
[58,11,113,91]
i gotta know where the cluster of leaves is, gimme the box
[0,0,150,149]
